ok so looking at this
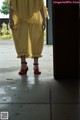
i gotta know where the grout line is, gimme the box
[49,87,52,120]
[49,102,80,104]
[0,103,80,105]
[0,103,50,105]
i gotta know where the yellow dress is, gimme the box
[10,0,48,58]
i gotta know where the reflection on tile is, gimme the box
[52,104,80,120]
[0,80,50,103]
[0,104,50,120]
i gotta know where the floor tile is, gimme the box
[0,79,50,103]
[52,104,80,120]
[51,80,79,103]
[0,104,50,120]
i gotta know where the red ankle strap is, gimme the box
[21,62,27,64]
[33,63,38,65]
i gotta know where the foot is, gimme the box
[33,63,41,75]
[21,62,28,70]
[19,62,28,75]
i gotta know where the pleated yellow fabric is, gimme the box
[11,0,48,58]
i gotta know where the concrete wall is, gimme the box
[46,0,53,45]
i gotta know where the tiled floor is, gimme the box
[0,40,80,120]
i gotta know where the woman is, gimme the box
[7,0,48,75]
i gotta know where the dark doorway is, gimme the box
[52,0,79,79]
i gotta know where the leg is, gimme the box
[21,56,27,70]
[34,57,38,65]
[33,57,41,74]
[19,56,28,75]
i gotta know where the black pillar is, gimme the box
[52,1,79,79]
[79,0,80,79]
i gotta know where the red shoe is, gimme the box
[19,62,28,75]
[33,63,41,75]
